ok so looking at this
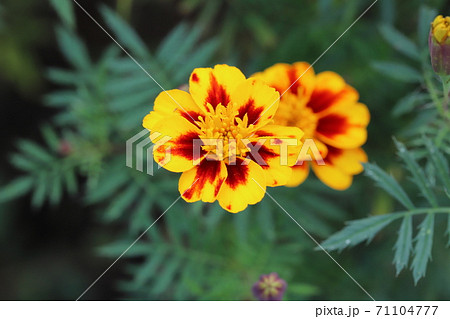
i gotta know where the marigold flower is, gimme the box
[253,62,370,190]
[429,15,450,75]
[252,272,287,301]
[143,65,303,213]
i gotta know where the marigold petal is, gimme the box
[230,78,280,126]
[285,162,310,187]
[315,102,369,149]
[307,71,359,114]
[144,89,203,130]
[189,65,246,111]
[152,115,205,173]
[252,62,315,101]
[179,159,227,203]
[217,158,266,213]
[311,147,367,190]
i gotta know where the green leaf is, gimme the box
[364,163,415,210]
[49,0,75,28]
[17,140,54,163]
[46,68,81,85]
[392,93,429,117]
[102,184,141,222]
[424,138,450,196]
[41,125,60,151]
[379,24,420,60]
[100,5,148,58]
[0,177,34,203]
[393,215,413,275]
[133,249,166,288]
[321,214,402,251]
[151,256,182,294]
[411,214,434,284]
[10,154,38,172]
[394,139,438,207]
[56,27,91,70]
[372,61,422,83]
[31,174,48,208]
[64,168,78,195]
[49,174,63,205]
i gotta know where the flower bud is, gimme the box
[252,272,287,301]
[429,15,450,75]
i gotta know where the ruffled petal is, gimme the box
[307,71,359,114]
[152,115,206,173]
[252,62,315,102]
[249,125,304,186]
[315,102,370,149]
[311,147,367,190]
[143,89,204,131]
[179,159,227,203]
[217,158,266,213]
[189,65,246,111]
[230,78,280,126]
[286,162,310,187]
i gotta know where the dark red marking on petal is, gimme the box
[226,204,232,211]
[205,74,230,109]
[247,143,277,167]
[316,114,348,138]
[225,158,249,190]
[287,68,300,95]
[183,159,224,200]
[322,145,343,165]
[237,99,264,124]
[308,89,346,113]
[191,73,199,82]
[273,138,282,145]
[171,131,206,161]
[179,111,203,127]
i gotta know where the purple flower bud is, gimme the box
[429,15,450,75]
[252,272,287,301]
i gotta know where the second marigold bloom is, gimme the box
[429,15,450,75]
[143,65,303,213]
[253,62,370,190]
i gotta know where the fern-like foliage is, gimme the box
[321,139,450,284]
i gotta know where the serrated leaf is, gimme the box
[372,61,422,83]
[411,214,434,284]
[133,250,166,288]
[46,68,80,85]
[379,24,420,60]
[49,174,63,205]
[56,27,91,70]
[0,177,34,203]
[41,126,60,151]
[424,138,450,196]
[31,174,48,208]
[364,163,415,210]
[9,154,38,172]
[44,90,79,107]
[156,23,189,63]
[105,75,152,96]
[108,87,157,112]
[392,92,429,117]
[393,215,413,275]
[97,241,149,257]
[394,139,438,207]
[86,168,129,203]
[321,214,401,252]
[100,5,148,58]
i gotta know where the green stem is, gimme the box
[424,70,445,115]
[396,207,450,217]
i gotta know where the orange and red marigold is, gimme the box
[143,65,303,213]
[253,62,370,190]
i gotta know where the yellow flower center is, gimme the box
[196,104,256,161]
[274,93,318,138]
[432,15,450,44]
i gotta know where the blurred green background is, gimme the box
[0,0,449,300]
